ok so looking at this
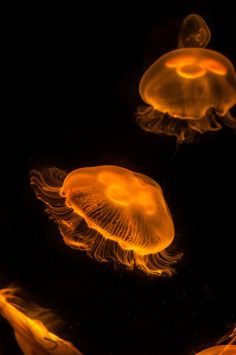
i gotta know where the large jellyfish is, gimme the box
[196,326,236,354]
[196,345,236,354]
[31,165,181,276]
[0,287,82,355]
[137,14,236,142]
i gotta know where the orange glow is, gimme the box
[31,165,181,276]
[196,326,236,354]
[165,55,194,68]
[201,59,227,75]
[137,14,236,142]
[139,48,236,119]
[178,14,211,48]
[0,287,82,355]
[196,345,236,354]
[176,63,206,79]
[166,55,227,79]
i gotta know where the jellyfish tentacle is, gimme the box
[134,249,182,276]
[61,216,98,251]
[136,105,164,132]
[136,105,198,142]
[188,109,222,133]
[220,109,236,128]
[66,219,136,269]
[136,105,228,142]
[30,168,67,205]
[30,168,77,226]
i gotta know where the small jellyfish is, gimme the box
[31,165,181,276]
[178,14,211,48]
[0,287,82,355]
[137,14,236,142]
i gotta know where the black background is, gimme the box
[1,1,236,354]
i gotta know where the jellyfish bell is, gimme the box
[178,14,211,48]
[31,165,181,276]
[195,325,236,354]
[137,14,236,142]
[62,166,174,254]
[139,48,236,119]
[196,345,236,354]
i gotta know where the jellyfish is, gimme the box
[136,14,236,142]
[30,165,181,276]
[178,13,211,48]
[196,345,236,354]
[196,326,236,354]
[0,287,83,355]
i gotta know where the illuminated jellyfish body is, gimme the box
[137,14,236,142]
[0,287,82,355]
[178,13,211,48]
[196,345,236,354]
[196,326,236,354]
[31,165,181,276]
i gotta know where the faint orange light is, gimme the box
[136,14,236,142]
[31,165,181,276]
[178,13,211,48]
[0,287,82,355]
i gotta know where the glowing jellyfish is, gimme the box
[0,287,82,355]
[196,326,236,354]
[178,13,211,48]
[31,165,181,276]
[137,14,236,142]
[196,345,236,354]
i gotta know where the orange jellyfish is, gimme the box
[30,165,181,276]
[196,345,236,354]
[178,13,211,48]
[196,326,236,354]
[137,14,236,142]
[0,287,82,355]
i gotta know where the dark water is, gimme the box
[1,1,236,354]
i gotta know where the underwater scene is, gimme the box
[1,1,236,354]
